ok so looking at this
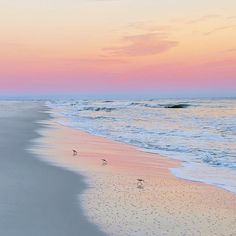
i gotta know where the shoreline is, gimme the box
[0,101,106,236]
[47,99,236,196]
[35,107,236,236]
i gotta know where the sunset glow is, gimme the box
[0,0,235,97]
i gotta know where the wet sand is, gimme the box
[35,111,236,236]
[0,101,106,236]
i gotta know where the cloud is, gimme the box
[126,21,172,33]
[227,16,236,20]
[226,48,236,52]
[204,25,236,35]
[104,33,178,57]
[68,57,128,65]
[186,14,220,24]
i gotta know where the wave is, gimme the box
[143,104,161,108]
[83,107,117,112]
[103,100,114,103]
[88,116,115,120]
[163,104,191,109]
[129,102,143,106]
[131,103,191,109]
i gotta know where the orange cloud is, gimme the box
[126,22,172,33]
[186,14,221,24]
[104,33,178,57]
[203,25,236,35]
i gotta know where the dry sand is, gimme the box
[0,101,106,236]
[35,112,236,236]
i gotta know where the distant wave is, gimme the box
[143,104,161,108]
[129,103,191,108]
[129,102,142,106]
[83,107,116,112]
[87,116,116,120]
[103,100,114,103]
[163,104,190,109]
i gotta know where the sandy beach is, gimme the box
[1,0,235,234]
[0,101,106,236]
[34,107,236,236]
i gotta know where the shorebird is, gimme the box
[72,150,78,156]
[102,159,108,165]
[137,179,144,188]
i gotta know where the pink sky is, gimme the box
[0,0,235,97]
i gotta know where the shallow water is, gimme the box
[47,98,236,194]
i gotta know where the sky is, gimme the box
[0,0,235,98]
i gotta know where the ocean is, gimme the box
[47,98,236,194]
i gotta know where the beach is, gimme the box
[0,101,106,236]
[1,0,235,234]
[34,105,236,236]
